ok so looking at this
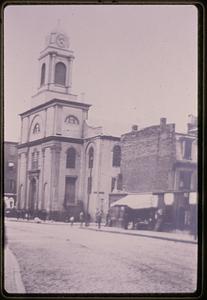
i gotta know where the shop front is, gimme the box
[158,191,197,233]
[108,193,159,230]
[108,192,197,233]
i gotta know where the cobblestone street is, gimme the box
[5,220,197,294]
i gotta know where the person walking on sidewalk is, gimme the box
[70,216,74,226]
[79,211,84,227]
[85,213,91,227]
[96,209,103,229]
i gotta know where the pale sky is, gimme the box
[4,5,198,142]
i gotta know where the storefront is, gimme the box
[108,191,197,233]
[158,191,197,233]
[109,194,159,229]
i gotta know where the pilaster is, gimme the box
[49,144,62,211]
[41,148,46,209]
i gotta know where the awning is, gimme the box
[110,194,158,209]
[189,192,197,204]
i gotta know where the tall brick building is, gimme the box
[121,117,197,194]
[17,27,121,221]
[111,117,197,231]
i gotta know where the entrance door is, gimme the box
[29,178,37,212]
[65,177,76,205]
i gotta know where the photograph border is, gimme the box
[0,0,206,299]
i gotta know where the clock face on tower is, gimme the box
[56,34,67,48]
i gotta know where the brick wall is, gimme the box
[121,123,176,193]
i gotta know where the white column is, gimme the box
[51,53,57,84]
[68,57,74,91]
[17,153,21,209]
[24,152,29,209]
[41,148,46,210]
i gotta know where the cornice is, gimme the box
[19,98,91,117]
[17,136,83,149]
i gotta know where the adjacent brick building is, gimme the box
[109,117,197,231]
[121,117,197,194]
[4,142,18,208]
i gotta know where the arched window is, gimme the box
[88,147,94,169]
[40,63,46,86]
[112,145,121,167]
[54,62,66,85]
[66,148,76,168]
[33,123,40,134]
[65,115,79,125]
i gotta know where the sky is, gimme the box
[4,5,198,142]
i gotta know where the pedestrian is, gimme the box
[105,211,110,226]
[79,211,84,227]
[70,216,74,226]
[42,209,47,222]
[154,208,163,231]
[87,213,91,226]
[16,209,20,220]
[25,211,28,220]
[124,211,129,230]
[85,213,91,227]
[96,209,102,229]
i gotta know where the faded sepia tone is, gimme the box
[4,5,198,294]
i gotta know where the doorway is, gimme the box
[29,177,37,212]
[64,177,76,205]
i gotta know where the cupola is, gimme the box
[32,24,77,107]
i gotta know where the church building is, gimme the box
[17,27,121,221]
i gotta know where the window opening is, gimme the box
[65,115,79,125]
[112,145,121,167]
[66,148,76,168]
[40,63,46,86]
[54,62,66,85]
[88,147,94,169]
[33,123,40,134]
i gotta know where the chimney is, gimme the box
[131,124,138,132]
[160,118,167,130]
[187,114,197,134]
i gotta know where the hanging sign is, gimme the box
[164,193,174,205]
[189,192,197,204]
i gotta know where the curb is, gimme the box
[5,247,26,293]
[81,227,197,245]
[6,218,197,245]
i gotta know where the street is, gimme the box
[5,220,197,294]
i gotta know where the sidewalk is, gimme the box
[6,218,197,244]
[4,246,26,294]
[82,224,197,244]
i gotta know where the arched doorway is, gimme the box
[29,177,37,213]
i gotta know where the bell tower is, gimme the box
[32,25,76,107]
